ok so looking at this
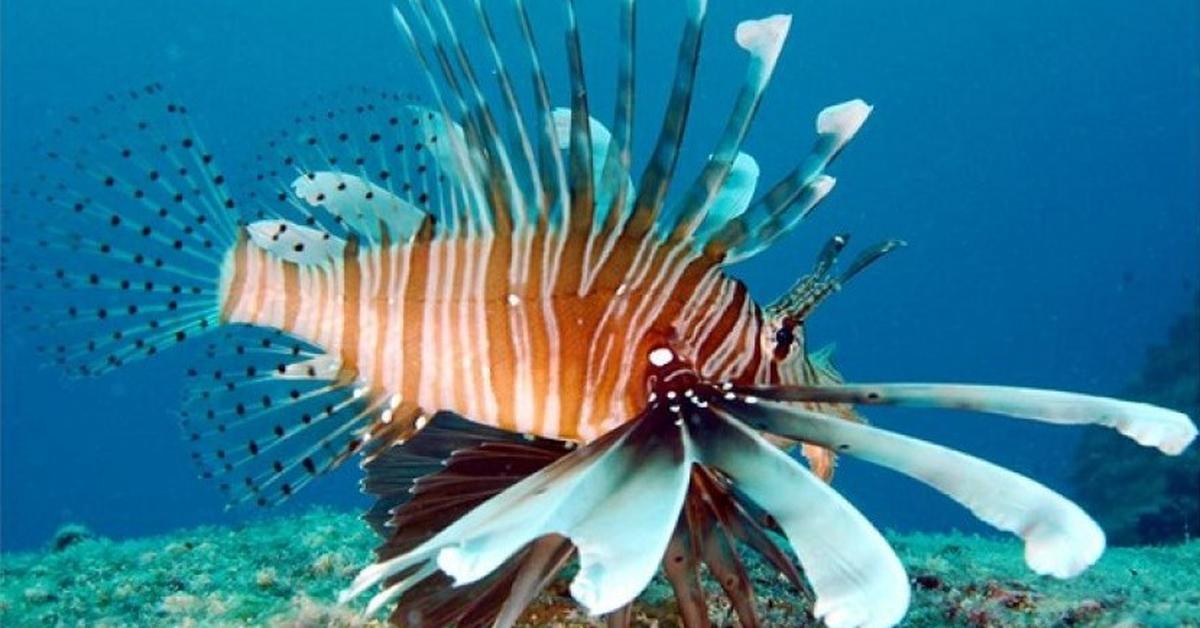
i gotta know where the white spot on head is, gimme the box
[506,293,520,307]
[666,390,678,400]
[415,415,429,430]
[648,347,674,367]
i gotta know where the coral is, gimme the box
[0,509,1197,626]
[1073,292,1200,545]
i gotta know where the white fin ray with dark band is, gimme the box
[666,14,791,246]
[705,100,873,263]
[397,0,495,237]
[429,0,529,235]
[2,84,238,376]
[622,0,707,240]
[471,0,543,229]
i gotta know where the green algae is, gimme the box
[2,509,1197,626]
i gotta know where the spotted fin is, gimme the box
[290,170,430,243]
[240,88,448,244]
[181,325,422,508]
[2,84,239,377]
[244,219,345,265]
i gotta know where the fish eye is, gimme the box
[774,327,794,346]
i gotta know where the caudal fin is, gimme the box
[2,84,240,376]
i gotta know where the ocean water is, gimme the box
[1,0,1197,619]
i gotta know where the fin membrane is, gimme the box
[180,324,415,508]
[2,83,239,376]
[362,413,570,626]
[239,88,452,244]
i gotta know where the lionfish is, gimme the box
[6,1,1196,626]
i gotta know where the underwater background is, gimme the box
[1,0,1198,624]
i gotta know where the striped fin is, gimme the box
[394,1,500,236]
[705,100,873,263]
[622,0,708,239]
[666,15,792,245]
[596,0,636,237]
[511,0,569,229]
[181,325,423,508]
[428,0,530,234]
[563,0,596,239]
[242,88,451,243]
[471,0,543,228]
[2,84,238,377]
[552,108,634,232]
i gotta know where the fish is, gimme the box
[3,1,1195,626]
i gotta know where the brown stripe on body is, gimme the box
[281,260,301,331]
[444,236,469,413]
[483,234,517,426]
[694,282,747,370]
[370,236,393,393]
[219,232,249,322]
[526,231,553,434]
[339,237,362,382]
[401,237,431,403]
[249,247,271,326]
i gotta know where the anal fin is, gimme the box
[179,324,423,507]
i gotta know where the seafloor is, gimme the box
[1,509,1196,627]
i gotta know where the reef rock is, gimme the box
[1074,292,1200,545]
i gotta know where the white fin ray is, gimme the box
[290,172,428,243]
[735,398,1106,579]
[695,409,910,628]
[245,219,345,264]
[772,383,1198,456]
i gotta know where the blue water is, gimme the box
[1,0,1196,554]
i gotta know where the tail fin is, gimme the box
[2,84,240,376]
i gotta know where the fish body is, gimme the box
[6,1,1196,627]
[221,214,769,442]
